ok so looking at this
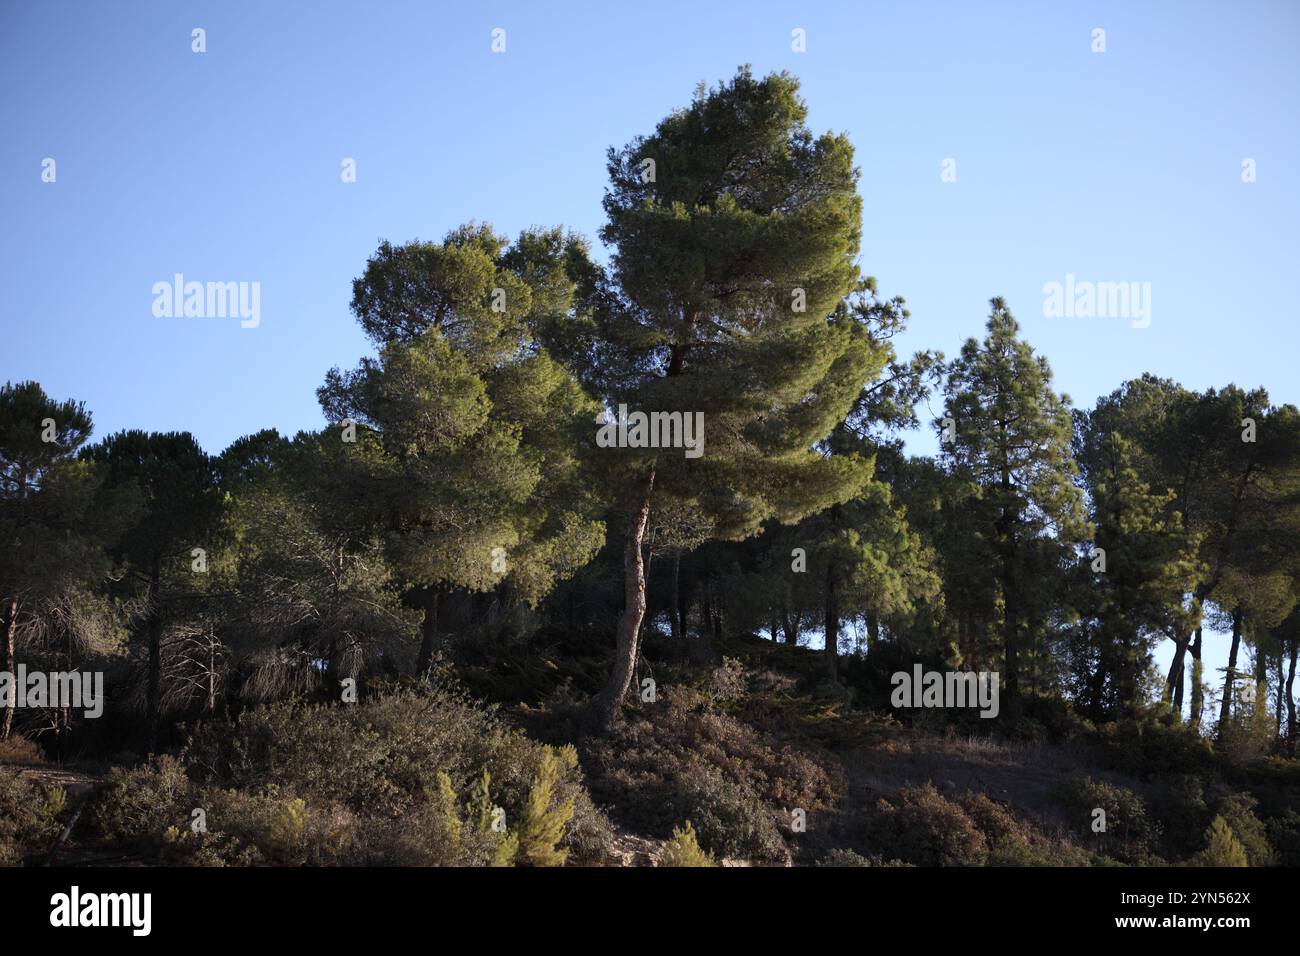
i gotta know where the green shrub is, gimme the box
[466,767,518,866]
[1052,774,1161,864]
[660,820,715,867]
[1148,774,1212,858]
[1213,793,1273,867]
[515,746,575,867]
[270,797,307,855]
[674,767,786,862]
[1193,816,1248,867]
[1266,809,1300,866]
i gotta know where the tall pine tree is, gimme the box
[940,300,1087,713]
[563,68,890,728]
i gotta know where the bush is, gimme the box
[816,848,910,867]
[514,746,575,867]
[87,755,193,848]
[580,684,833,863]
[660,820,715,867]
[1267,809,1300,867]
[675,767,786,862]
[1213,793,1272,867]
[1052,774,1161,864]
[954,792,1035,864]
[185,688,504,815]
[84,685,612,866]
[866,785,989,866]
[706,657,748,706]
[0,736,46,765]
[0,769,64,866]
[1148,774,1212,858]
[1193,816,1248,867]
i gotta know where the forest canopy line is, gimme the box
[2,67,1299,870]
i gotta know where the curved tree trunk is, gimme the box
[592,470,655,731]
[1285,641,1297,752]
[1165,634,1186,706]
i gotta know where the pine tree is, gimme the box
[320,225,605,672]
[1084,379,1300,716]
[0,382,123,740]
[940,301,1088,712]
[790,282,943,675]
[564,68,889,728]
[715,280,943,673]
[1072,431,1202,718]
[82,430,222,749]
[216,429,419,694]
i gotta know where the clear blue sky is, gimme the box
[3,1,1297,713]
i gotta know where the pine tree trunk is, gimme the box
[824,565,839,678]
[1086,659,1107,719]
[1166,622,1194,710]
[1189,628,1204,731]
[593,470,655,731]
[1,598,17,740]
[1285,641,1297,751]
[1218,607,1242,736]
[1276,649,1285,741]
[415,585,441,677]
[670,551,682,640]
[1172,639,1186,713]
[1001,557,1018,708]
